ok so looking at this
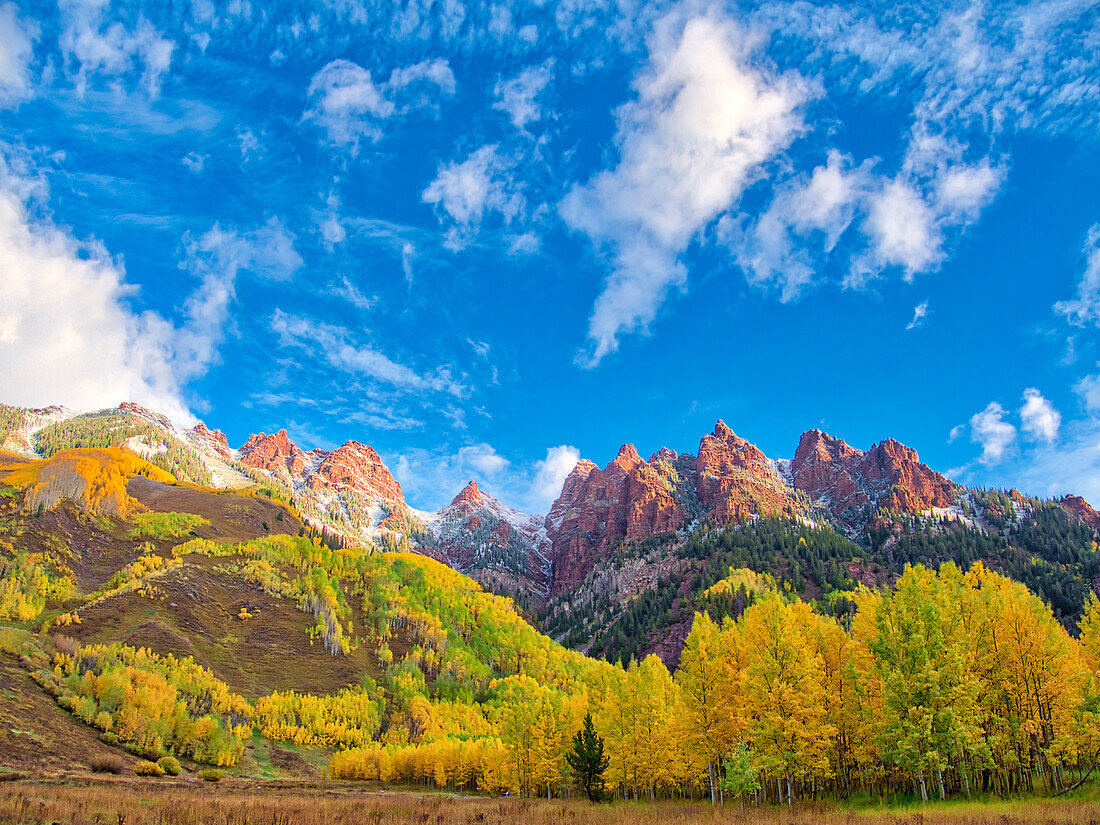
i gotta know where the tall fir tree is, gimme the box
[567,712,609,801]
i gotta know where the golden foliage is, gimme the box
[1,448,176,516]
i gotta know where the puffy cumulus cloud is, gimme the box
[0,154,188,421]
[727,0,1100,293]
[560,10,809,365]
[967,418,1100,507]
[530,444,580,510]
[58,0,175,97]
[270,309,467,397]
[392,441,579,513]
[1055,224,1100,327]
[0,141,305,424]
[855,179,944,281]
[0,3,38,107]
[1019,388,1061,443]
[493,60,554,130]
[458,443,509,475]
[305,57,455,151]
[421,145,524,249]
[969,401,1017,465]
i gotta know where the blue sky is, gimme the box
[1,0,1099,512]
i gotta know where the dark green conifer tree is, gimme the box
[566,712,609,802]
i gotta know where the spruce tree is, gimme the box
[566,712,609,801]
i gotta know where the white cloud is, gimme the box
[386,57,456,97]
[392,441,580,513]
[0,3,38,107]
[58,0,175,97]
[1019,387,1061,443]
[530,445,580,509]
[967,418,1100,507]
[178,218,302,372]
[906,301,929,331]
[330,276,374,311]
[969,401,1017,465]
[236,127,259,159]
[726,150,869,301]
[0,152,187,421]
[270,309,467,397]
[934,159,1003,220]
[458,443,509,475]
[400,241,415,286]
[422,145,524,249]
[506,231,539,255]
[493,60,553,130]
[1055,223,1100,326]
[182,152,206,173]
[305,57,455,151]
[560,11,809,364]
[1075,372,1100,413]
[857,179,943,280]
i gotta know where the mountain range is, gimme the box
[2,400,1098,665]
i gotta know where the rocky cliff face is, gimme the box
[1060,495,1100,533]
[422,481,551,600]
[545,444,689,594]
[790,429,956,525]
[307,441,404,505]
[695,420,799,522]
[188,423,232,461]
[544,420,971,594]
[238,430,312,481]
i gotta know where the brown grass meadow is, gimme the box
[2,779,1100,825]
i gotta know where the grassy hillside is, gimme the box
[3,448,1100,811]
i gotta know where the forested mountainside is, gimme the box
[3,445,1100,805]
[2,401,1099,670]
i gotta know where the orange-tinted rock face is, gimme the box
[450,480,483,507]
[1060,495,1100,532]
[188,422,231,460]
[546,444,685,594]
[310,441,404,504]
[238,429,309,480]
[791,430,955,523]
[695,420,797,522]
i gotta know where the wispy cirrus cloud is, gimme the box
[0,3,38,107]
[270,308,467,397]
[1055,224,1100,327]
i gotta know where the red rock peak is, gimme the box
[451,480,483,507]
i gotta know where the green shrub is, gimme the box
[199,768,223,782]
[126,511,210,540]
[134,760,165,777]
[157,756,181,776]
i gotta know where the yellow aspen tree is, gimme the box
[739,595,834,804]
[676,612,737,805]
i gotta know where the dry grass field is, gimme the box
[1,779,1099,825]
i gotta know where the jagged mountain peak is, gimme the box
[450,480,483,507]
